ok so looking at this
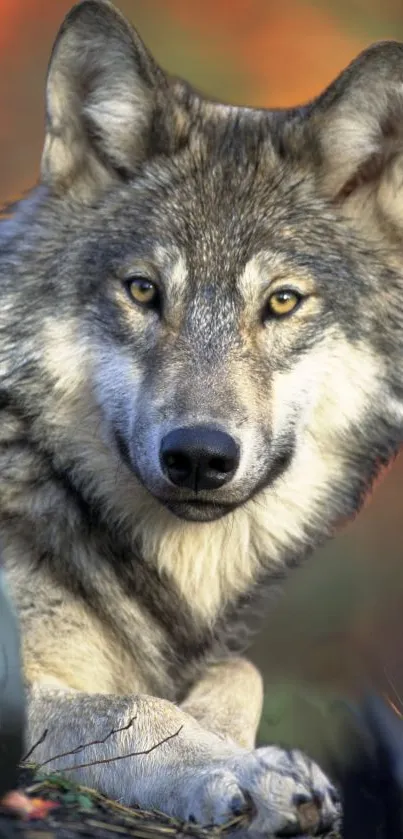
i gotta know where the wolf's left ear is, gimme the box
[308,42,403,243]
[41,0,168,199]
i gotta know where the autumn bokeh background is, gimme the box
[3,0,403,742]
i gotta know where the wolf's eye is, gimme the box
[125,277,160,309]
[265,289,302,319]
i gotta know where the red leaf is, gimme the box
[1,791,58,820]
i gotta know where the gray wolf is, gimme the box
[1,0,403,833]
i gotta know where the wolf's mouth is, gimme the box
[162,499,237,522]
[157,448,294,522]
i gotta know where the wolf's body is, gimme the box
[2,0,403,834]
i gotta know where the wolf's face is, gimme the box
[80,154,382,523]
[3,1,403,533]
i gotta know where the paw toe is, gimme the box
[244,746,340,834]
[183,768,247,826]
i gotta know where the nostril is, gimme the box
[163,451,191,475]
[209,456,234,474]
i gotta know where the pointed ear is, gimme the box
[307,42,403,244]
[41,0,167,199]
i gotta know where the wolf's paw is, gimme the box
[180,746,339,835]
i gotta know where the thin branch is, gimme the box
[52,725,184,773]
[38,716,137,768]
[21,728,48,763]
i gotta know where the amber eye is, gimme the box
[265,289,302,319]
[125,276,160,309]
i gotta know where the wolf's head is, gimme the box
[2,1,403,542]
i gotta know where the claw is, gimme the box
[230,793,248,816]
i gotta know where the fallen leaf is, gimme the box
[1,791,58,820]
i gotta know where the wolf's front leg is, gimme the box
[26,685,239,806]
[27,678,338,836]
[181,656,264,748]
[181,657,340,834]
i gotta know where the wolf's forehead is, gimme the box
[147,194,266,291]
[151,243,292,302]
[135,158,318,277]
[151,243,233,299]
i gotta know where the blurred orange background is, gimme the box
[2,0,403,726]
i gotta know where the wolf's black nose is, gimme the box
[160,426,240,491]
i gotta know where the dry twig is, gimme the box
[38,726,184,773]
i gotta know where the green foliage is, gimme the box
[258,682,366,777]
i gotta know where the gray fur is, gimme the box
[2,0,403,833]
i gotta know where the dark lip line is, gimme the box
[169,499,232,505]
[160,498,237,509]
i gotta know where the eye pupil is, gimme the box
[275,291,293,304]
[138,281,152,296]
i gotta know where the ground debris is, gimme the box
[0,766,342,839]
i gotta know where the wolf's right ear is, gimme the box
[41,0,166,200]
[305,41,403,247]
